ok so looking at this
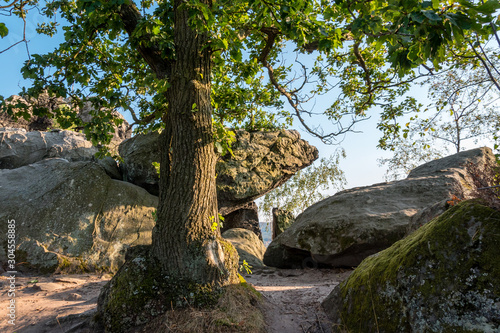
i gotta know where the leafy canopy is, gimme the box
[1,0,499,151]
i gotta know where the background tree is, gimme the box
[260,149,346,219]
[2,0,500,331]
[379,45,500,180]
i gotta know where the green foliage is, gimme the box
[152,162,160,177]
[260,149,346,219]
[210,214,225,232]
[0,22,8,38]
[3,0,498,147]
[239,260,252,275]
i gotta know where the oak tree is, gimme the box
[2,0,499,331]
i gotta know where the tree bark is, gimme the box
[151,0,234,286]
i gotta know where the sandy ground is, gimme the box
[244,267,352,333]
[0,272,111,333]
[0,268,351,333]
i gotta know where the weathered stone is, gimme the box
[0,128,98,169]
[97,156,122,180]
[222,228,267,268]
[322,200,500,333]
[0,94,131,150]
[118,129,318,214]
[0,95,57,131]
[272,208,295,239]
[0,158,157,273]
[217,129,318,215]
[118,131,160,195]
[221,201,262,240]
[264,147,496,268]
[406,198,451,235]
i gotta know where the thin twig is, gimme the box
[477,185,500,190]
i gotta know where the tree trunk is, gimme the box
[151,1,232,285]
[96,2,238,331]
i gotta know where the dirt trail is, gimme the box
[0,268,351,333]
[244,267,352,333]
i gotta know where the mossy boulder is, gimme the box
[96,241,240,332]
[0,158,157,273]
[322,200,500,332]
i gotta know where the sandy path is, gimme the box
[0,272,110,333]
[0,268,350,333]
[244,267,352,333]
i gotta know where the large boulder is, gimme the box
[0,94,131,151]
[322,200,500,333]
[264,147,497,268]
[0,158,157,273]
[118,129,318,214]
[222,228,267,268]
[217,129,318,215]
[220,201,262,240]
[0,128,98,169]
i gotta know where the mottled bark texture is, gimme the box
[152,2,236,285]
[96,1,239,331]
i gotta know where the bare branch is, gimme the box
[0,0,19,9]
[468,39,500,92]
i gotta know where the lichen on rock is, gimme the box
[322,200,500,333]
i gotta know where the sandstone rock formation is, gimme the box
[222,228,267,268]
[264,147,496,268]
[217,129,318,215]
[1,94,131,150]
[221,201,262,240]
[118,131,161,195]
[118,129,318,215]
[0,128,98,169]
[272,208,295,239]
[0,126,317,272]
[322,200,500,333]
[0,158,157,273]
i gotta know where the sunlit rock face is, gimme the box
[264,147,497,268]
[322,200,500,333]
[118,129,318,214]
[0,128,98,169]
[0,158,157,273]
[1,94,131,151]
[222,228,267,268]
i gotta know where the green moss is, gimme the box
[332,200,500,333]
[239,281,262,298]
[97,242,242,333]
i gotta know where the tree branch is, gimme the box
[468,39,500,92]
[117,2,171,80]
[258,28,365,144]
